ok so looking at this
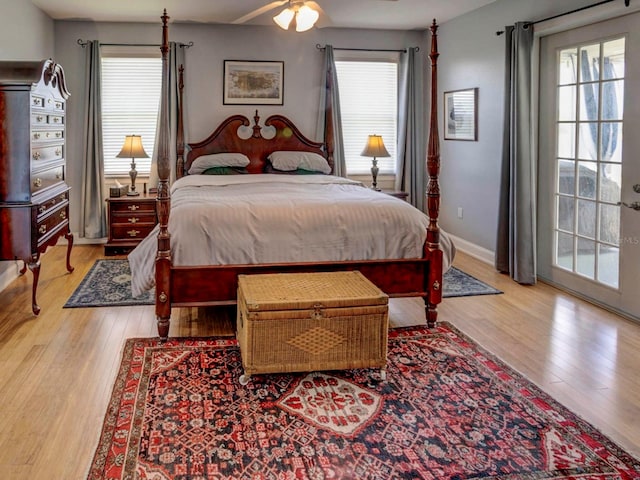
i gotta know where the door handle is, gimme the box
[618,201,640,211]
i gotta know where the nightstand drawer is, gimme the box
[109,199,156,214]
[110,211,156,225]
[109,223,156,241]
[382,190,408,201]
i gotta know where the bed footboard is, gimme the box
[153,13,442,339]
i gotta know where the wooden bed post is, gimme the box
[155,9,172,339]
[425,19,443,328]
[176,64,185,178]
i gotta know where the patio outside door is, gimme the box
[538,11,640,320]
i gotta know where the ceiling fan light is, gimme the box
[273,8,295,30]
[295,4,319,32]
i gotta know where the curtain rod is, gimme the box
[496,0,629,35]
[315,44,419,53]
[77,39,193,48]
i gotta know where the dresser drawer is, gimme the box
[32,130,64,142]
[32,95,65,112]
[31,165,64,194]
[31,144,63,163]
[31,113,64,126]
[36,203,69,245]
[45,97,65,112]
[36,190,69,220]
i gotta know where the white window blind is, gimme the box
[335,60,398,174]
[101,53,162,177]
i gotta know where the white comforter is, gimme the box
[128,174,454,296]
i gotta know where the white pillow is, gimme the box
[268,151,331,174]
[188,153,250,174]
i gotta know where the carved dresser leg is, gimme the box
[65,231,74,272]
[27,254,41,315]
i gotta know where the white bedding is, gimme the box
[128,174,455,296]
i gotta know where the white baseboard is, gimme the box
[0,261,22,294]
[448,234,495,266]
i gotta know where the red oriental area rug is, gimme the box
[87,323,640,479]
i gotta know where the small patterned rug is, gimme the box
[63,259,154,308]
[87,323,640,479]
[64,260,500,308]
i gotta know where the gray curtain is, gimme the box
[316,45,346,177]
[495,23,536,284]
[396,47,425,211]
[80,40,106,239]
[149,42,186,186]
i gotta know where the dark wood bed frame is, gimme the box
[154,10,442,339]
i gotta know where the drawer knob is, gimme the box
[127,229,140,237]
[33,132,41,140]
[36,115,44,122]
[55,102,62,109]
[128,205,140,211]
[55,172,62,179]
[33,178,42,188]
[60,210,66,220]
[39,205,46,214]
[55,132,61,138]
[32,151,41,160]
[128,217,139,224]
[39,225,47,235]
[33,98,40,105]
[55,148,61,156]
[53,117,60,123]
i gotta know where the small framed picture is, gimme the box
[223,60,284,105]
[444,88,478,141]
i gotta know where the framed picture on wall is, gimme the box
[223,60,284,105]
[444,88,478,141]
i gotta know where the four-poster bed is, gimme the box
[137,11,447,339]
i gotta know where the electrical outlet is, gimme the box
[457,207,463,219]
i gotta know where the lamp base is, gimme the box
[126,190,140,196]
[371,186,381,191]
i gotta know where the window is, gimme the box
[554,38,624,288]
[335,58,398,175]
[101,47,162,177]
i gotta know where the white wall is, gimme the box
[53,21,426,236]
[0,0,54,291]
[0,0,54,60]
[436,0,626,258]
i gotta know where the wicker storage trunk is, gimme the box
[237,271,389,384]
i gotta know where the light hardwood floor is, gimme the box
[0,245,638,479]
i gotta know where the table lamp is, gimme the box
[361,134,390,191]
[116,135,148,197]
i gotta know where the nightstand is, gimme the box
[105,192,157,255]
[381,190,408,201]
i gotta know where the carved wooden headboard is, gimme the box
[181,110,333,177]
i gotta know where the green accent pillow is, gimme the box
[201,166,248,175]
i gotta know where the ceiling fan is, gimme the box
[232,0,398,32]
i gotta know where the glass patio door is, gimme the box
[538,11,640,320]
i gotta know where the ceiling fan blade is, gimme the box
[231,0,288,24]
